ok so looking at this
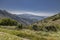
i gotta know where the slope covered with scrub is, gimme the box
[31,13,60,31]
[0,12,60,40]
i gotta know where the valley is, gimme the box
[0,10,60,40]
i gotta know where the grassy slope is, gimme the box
[38,13,60,26]
[0,28,60,40]
[0,13,60,40]
[0,32,23,40]
[32,13,60,30]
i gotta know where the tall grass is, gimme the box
[0,32,23,40]
[0,28,60,40]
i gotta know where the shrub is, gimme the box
[17,24,22,29]
[0,18,18,26]
[45,26,57,32]
[32,25,38,31]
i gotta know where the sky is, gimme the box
[0,0,60,16]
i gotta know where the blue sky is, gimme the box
[0,0,60,16]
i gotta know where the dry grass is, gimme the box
[0,32,23,40]
[0,28,60,40]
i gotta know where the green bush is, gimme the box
[32,25,38,31]
[17,24,22,29]
[0,18,18,26]
[44,26,57,32]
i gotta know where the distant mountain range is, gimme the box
[0,10,46,26]
[17,14,46,24]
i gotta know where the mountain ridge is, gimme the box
[17,14,46,24]
[0,10,46,26]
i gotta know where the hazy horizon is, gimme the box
[0,0,60,16]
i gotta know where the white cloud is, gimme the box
[7,10,57,16]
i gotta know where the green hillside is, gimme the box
[32,13,60,31]
[0,13,60,40]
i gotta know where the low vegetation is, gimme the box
[0,32,23,40]
[31,13,60,32]
[0,13,60,40]
[0,28,60,40]
[0,18,18,26]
